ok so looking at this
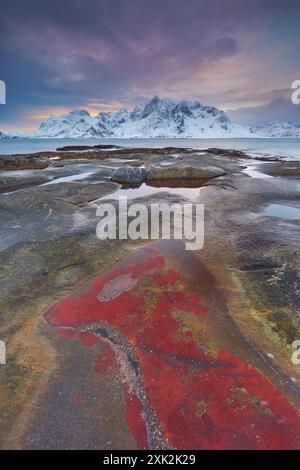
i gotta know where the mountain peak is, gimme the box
[142,95,175,118]
[142,96,161,118]
[150,95,160,103]
[68,109,91,117]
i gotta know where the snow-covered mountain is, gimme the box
[36,109,101,138]
[0,130,30,139]
[1,96,300,138]
[249,121,300,138]
[34,96,252,138]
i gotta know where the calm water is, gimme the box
[264,204,300,220]
[0,137,300,160]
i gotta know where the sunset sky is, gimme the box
[1,0,300,130]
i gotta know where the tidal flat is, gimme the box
[0,145,299,449]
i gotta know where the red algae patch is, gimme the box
[43,242,300,450]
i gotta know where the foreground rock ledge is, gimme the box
[1,145,299,450]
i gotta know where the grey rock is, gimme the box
[111,166,145,184]
[145,164,225,180]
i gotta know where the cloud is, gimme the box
[228,98,300,125]
[0,0,300,129]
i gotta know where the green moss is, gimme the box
[268,310,299,344]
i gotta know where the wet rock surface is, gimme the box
[0,145,299,449]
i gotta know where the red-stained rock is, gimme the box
[44,242,300,450]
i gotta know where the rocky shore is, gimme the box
[0,145,299,449]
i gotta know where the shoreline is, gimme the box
[1,137,300,161]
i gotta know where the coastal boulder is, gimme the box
[111,166,145,184]
[145,164,225,181]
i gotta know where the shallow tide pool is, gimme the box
[264,203,300,220]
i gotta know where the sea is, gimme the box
[0,137,300,161]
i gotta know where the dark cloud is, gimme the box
[228,98,300,125]
[0,0,299,129]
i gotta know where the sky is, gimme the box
[0,0,300,131]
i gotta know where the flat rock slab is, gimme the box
[0,174,51,193]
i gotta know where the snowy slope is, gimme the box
[249,122,300,138]
[112,98,251,138]
[0,130,31,139]
[35,109,100,138]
